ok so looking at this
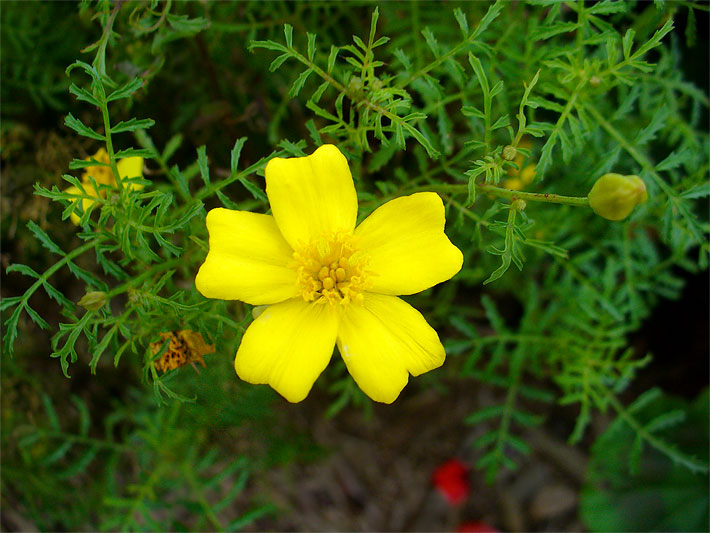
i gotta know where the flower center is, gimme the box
[291,233,369,305]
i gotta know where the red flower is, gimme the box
[456,521,499,533]
[432,458,470,505]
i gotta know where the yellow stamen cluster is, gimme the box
[292,233,369,306]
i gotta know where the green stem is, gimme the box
[286,49,434,155]
[582,103,670,194]
[106,257,184,299]
[93,2,121,78]
[182,464,225,531]
[20,238,104,308]
[101,100,123,192]
[32,429,132,453]
[605,391,709,474]
[419,183,590,207]
[396,21,486,89]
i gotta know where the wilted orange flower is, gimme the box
[151,330,214,373]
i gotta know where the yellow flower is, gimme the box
[195,144,463,403]
[66,148,144,225]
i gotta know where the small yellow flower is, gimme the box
[66,148,144,225]
[195,145,463,403]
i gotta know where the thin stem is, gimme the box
[582,103,669,192]
[106,257,184,299]
[418,183,590,207]
[286,48,431,153]
[101,102,123,192]
[20,238,104,308]
[396,24,482,89]
[93,1,121,78]
[605,390,709,474]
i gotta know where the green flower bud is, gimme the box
[512,198,527,211]
[348,76,363,91]
[588,173,648,221]
[502,145,517,161]
[78,291,107,311]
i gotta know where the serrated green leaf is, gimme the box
[465,405,505,425]
[114,148,153,159]
[197,145,210,186]
[27,220,64,256]
[42,394,61,431]
[622,28,635,58]
[306,32,317,61]
[6,263,40,278]
[453,8,469,36]
[462,105,485,119]
[65,113,105,141]
[106,77,144,102]
[269,52,291,72]
[588,0,628,14]
[230,137,247,176]
[284,24,293,48]
[327,45,339,73]
[166,13,210,33]
[111,118,155,134]
[288,68,313,98]
[69,83,100,107]
[680,183,710,199]
[57,445,100,479]
[421,27,439,57]
[25,304,50,330]
[530,21,578,41]
[162,133,183,162]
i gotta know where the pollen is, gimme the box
[291,233,370,306]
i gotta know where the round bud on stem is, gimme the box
[588,173,648,221]
[78,291,107,311]
[502,145,517,161]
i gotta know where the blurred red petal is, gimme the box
[432,458,470,505]
[456,521,500,533]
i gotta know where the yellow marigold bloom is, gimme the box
[66,148,144,225]
[195,144,463,403]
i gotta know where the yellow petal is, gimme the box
[265,144,357,249]
[503,178,523,191]
[337,293,445,403]
[235,298,338,402]
[117,157,144,191]
[195,208,298,305]
[354,192,463,295]
[66,184,99,225]
[520,163,536,185]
